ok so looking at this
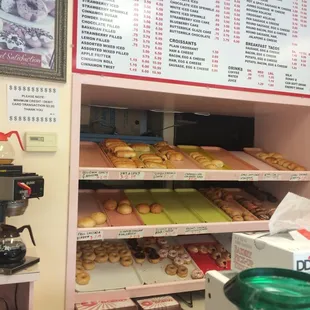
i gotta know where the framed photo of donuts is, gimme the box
[0,0,67,81]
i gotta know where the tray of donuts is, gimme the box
[221,188,278,220]
[200,188,259,222]
[177,145,230,170]
[76,240,143,292]
[77,190,111,228]
[99,139,175,169]
[126,237,205,284]
[185,242,231,273]
[244,148,307,171]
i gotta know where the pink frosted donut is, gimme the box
[158,249,168,259]
[17,0,48,22]
[191,269,204,279]
[181,253,192,264]
[168,250,178,260]
[173,257,184,267]
[157,238,168,246]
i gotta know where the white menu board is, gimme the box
[73,0,310,97]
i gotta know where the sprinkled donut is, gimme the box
[168,249,178,260]
[191,269,204,279]
[17,0,49,22]
[158,249,168,259]
[0,32,25,52]
[173,257,184,267]
[181,253,192,264]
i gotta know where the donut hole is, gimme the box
[27,1,38,10]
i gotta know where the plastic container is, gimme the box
[224,268,310,309]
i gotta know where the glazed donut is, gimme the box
[81,246,93,253]
[177,265,188,278]
[212,252,222,260]
[121,256,133,267]
[82,260,95,270]
[115,243,126,250]
[83,252,96,261]
[187,245,198,254]
[95,252,108,263]
[76,260,83,267]
[109,252,120,263]
[79,242,90,249]
[91,241,102,249]
[107,246,118,254]
[165,264,177,276]
[191,269,204,279]
[207,245,216,254]
[157,238,168,246]
[173,245,185,254]
[102,241,111,248]
[181,253,192,264]
[173,257,184,267]
[168,250,178,260]
[76,250,82,258]
[76,265,84,275]
[158,249,168,259]
[119,249,131,258]
[215,244,226,253]
[94,246,106,255]
[199,245,208,254]
[216,258,227,268]
[222,252,231,261]
[76,271,90,285]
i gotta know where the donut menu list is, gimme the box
[73,0,310,96]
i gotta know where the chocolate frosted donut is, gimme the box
[144,247,156,255]
[17,0,48,22]
[127,239,138,248]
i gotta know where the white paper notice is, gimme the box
[7,84,59,123]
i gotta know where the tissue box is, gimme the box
[75,299,137,310]
[231,232,310,273]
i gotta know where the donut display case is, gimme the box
[67,1,310,306]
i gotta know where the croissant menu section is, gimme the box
[73,0,310,96]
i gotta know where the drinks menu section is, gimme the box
[74,0,310,96]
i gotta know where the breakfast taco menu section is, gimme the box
[74,0,310,96]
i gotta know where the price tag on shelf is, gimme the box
[119,171,145,180]
[290,173,308,181]
[152,171,177,180]
[184,226,209,235]
[263,173,281,181]
[77,230,104,241]
[183,172,205,181]
[117,228,144,239]
[79,170,109,180]
[239,173,259,181]
[153,227,179,237]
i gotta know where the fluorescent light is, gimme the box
[194,112,211,116]
[88,104,128,110]
[150,110,183,113]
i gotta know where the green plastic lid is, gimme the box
[224,268,310,309]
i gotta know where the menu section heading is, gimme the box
[73,0,310,97]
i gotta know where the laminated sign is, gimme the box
[73,0,310,97]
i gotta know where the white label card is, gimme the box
[263,173,281,181]
[290,173,308,181]
[80,170,109,180]
[119,171,145,180]
[183,172,205,181]
[152,171,177,180]
[118,228,144,239]
[153,227,178,237]
[7,84,59,123]
[239,173,260,181]
[77,230,104,241]
[184,226,209,235]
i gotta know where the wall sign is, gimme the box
[0,0,67,81]
[73,0,310,97]
[7,84,59,123]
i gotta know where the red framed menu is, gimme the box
[72,0,310,97]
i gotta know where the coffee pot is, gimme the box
[0,224,36,265]
[0,131,24,164]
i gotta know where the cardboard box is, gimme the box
[75,299,137,310]
[136,296,180,310]
[231,232,310,273]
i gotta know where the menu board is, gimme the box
[73,0,310,97]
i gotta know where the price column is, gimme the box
[129,0,141,74]
[141,0,152,75]
[232,0,241,44]
[223,0,231,43]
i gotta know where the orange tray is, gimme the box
[244,147,306,171]
[96,190,143,227]
[78,190,110,227]
[80,142,113,168]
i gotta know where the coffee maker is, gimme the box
[0,131,44,274]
